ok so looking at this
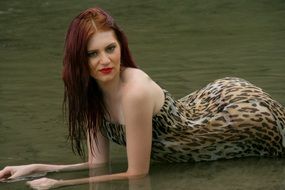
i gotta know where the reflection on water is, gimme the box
[88,178,151,190]
[149,158,285,190]
[1,158,285,190]
[47,158,285,190]
[88,167,151,190]
[86,158,285,190]
[1,0,285,189]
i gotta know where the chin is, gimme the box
[98,75,116,83]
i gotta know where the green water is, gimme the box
[1,0,285,189]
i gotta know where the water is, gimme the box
[1,0,285,189]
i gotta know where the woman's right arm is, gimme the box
[0,162,90,181]
[0,130,110,180]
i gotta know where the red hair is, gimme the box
[62,7,137,157]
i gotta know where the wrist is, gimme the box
[53,179,64,189]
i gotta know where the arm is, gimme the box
[54,126,110,171]
[27,85,154,189]
[87,128,110,166]
[0,161,91,181]
[0,130,109,181]
[0,160,107,181]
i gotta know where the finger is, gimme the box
[8,172,21,180]
[0,169,6,178]
[26,181,34,190]
[0,170,11,179]
[8,170,23,180]
[26,181,36,189]
[26,180,41,190]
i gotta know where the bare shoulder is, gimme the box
[122,68,151,84]
[121,68,165,115]
[121,68,152,102]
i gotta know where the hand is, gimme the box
[0,165,37,180]
[26,178,59,190]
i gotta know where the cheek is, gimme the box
[88,61,99,76]
[88,59,98,69]
[114,50,121,64]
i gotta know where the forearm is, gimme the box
[55,172,147,188]
[34,162,107,173]
[34,163,87,173]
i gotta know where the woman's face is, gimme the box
[87,30,121,85]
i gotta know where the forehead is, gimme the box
[87,30,118,50]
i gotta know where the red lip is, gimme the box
[99,67,113,74]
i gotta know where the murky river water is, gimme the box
[1,0,285,189]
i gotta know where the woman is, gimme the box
[0,7,285,189]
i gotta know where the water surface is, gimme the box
[1,0,285,189]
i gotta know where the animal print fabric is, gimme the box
[101,77,285,162]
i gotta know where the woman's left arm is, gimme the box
[26,86,154,189]
[123,84,153,176]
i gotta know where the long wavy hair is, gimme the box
[62,7,137,157]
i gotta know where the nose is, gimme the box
[99,52,111,65]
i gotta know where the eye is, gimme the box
[106,44,116,53]
[87,51,98,58]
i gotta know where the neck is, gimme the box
[98,74,122,100]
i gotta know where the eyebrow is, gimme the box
[87,42,117,53]
[106,42,117,47]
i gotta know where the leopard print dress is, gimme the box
[101,77,285,162]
